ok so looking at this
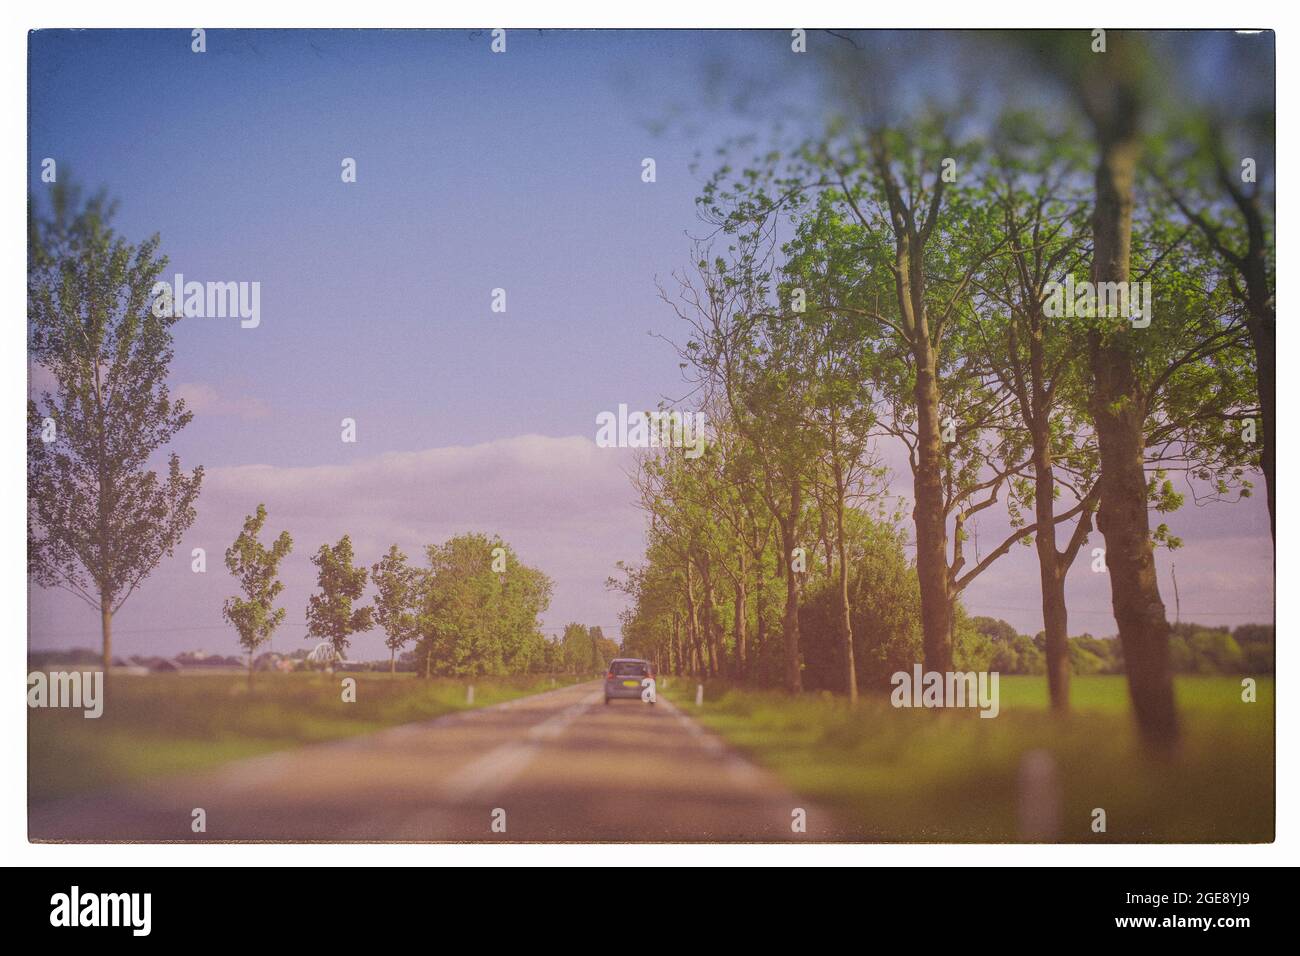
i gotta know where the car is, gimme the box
[604,658,655,705]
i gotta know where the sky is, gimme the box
[27,29,1274,660]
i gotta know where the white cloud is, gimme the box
[29,435,644,659]
[174,382,270,420]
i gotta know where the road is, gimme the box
[29,680,843,842]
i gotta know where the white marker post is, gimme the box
[695,684,704,707]
[1017,749,1062,841]
[467,685,475,705]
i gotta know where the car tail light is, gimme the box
[606,672,614,680]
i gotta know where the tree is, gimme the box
[697,119,1025,678]
[560,623,593,676]
[28,183,204,678]
[588,626,620,672]
[968,107,1254,718]
[781,208,911,705]
[966,127,1102,711]
[797,510,922,692]
[664,253,818,692]
[306,535,373,663]
[371,544,419,674]
[1072,35,1177,749]
[222,504,293,687]
[611,555,689,676]
[415,534,552,676]
[1150,108,1274,541]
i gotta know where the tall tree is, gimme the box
[697,121,1019,676]
[664,252,816,692]
[776,251,886,704]
[222,504,293,687]
[416,534,552,676]
[968,129,1102,711]
[371,544,419,674]
[306,535,373,663]
[28,184,203,678]
[1074,35,1179,749]
[560,623,593,676]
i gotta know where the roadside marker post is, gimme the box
[695,684,703,707]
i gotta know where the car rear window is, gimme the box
[611,661,648,676]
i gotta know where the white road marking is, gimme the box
[438,690,601,803]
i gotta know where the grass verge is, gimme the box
[29,671,583,803]
[662,674,1273,842]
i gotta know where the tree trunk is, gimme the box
[671,609,683,677]
[733,558,748,680]
[1031,440,1070,712]
[684,561,702,675]
[100,597,113,678]
[1087,79,1179,751]
[912,339,954,674]
[1245,299,1275,542]
[780,479,803,694]
[832,466,858,705]
[818,506,834,586]
[390,647,396,675]
[699,558,721,678]
[1038,550,1070,714]
[1237,178,1275,543]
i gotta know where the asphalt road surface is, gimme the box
[30,680,844,842]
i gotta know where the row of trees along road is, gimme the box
[27,188,564,692]
[618,33,1268,753]
[223,513,558,685]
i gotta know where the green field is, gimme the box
[28,671,582,803]
[663,675,1274,842]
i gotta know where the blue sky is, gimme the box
[28,29,734,464]
[28,29,1274,658]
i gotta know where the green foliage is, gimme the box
[414,533,552,677]
[799,514,922,691]
[1169,624,1245,675]
[1232,623,1275,673]
[560,623,590,674]
[27,182,203,625]
[371,544,419,664]
[305,535,373,660]
[628,85,1266,714]
[222,504,293,666]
